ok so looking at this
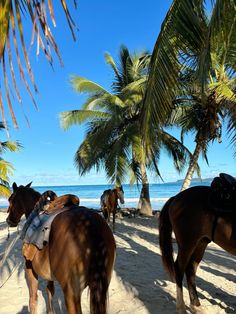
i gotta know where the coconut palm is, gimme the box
[142,0,236,190]
[60,46,192,215]
[0,122,21,196]
[0,1,77,128]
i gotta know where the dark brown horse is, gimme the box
[100,186,124,228]
[6,182,116,314]
[159,180,236,314]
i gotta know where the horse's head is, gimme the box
[6,182,40,227]
[116,186,125,204]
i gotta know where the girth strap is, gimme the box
[211,215,218,242]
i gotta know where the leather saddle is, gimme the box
[43,193,80,213]
[209,173,236,214]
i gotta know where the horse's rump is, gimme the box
[49,206,116,286]
[100,191,110,207]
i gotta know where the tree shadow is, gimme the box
[114,217,178,313]
[114,216,236,313]
[2,213,236,313]
[0,218,66,313]
[0,222,23,285]
[16,305,28,314]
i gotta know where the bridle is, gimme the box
[116,188,124,204]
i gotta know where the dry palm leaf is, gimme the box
[0,0,78,129]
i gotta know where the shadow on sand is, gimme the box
[113,216,236,313]
[1,214,236,313]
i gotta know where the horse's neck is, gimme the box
[24,190,41,218]
[112,190,119,205]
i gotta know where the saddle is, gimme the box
[44,193,80,213]
[209,173,236,214]
[22,192,80,261]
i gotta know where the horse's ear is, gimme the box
[12,182,18,192]
[25,182,32,188]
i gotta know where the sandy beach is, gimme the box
[1,210,236,314]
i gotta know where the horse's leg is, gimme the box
[175,258,187,314]
[46,281,55,314]
[112,208,116,231]
[185,239,209,313]
[25,260,39,314]
[175,244,196,314]
[63,284,82,314]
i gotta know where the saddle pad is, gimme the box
[23,207,70,250]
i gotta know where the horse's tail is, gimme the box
[89,274,109,314]
[101,193,109,220]
[159,196,176,281]
[89,216,116,314]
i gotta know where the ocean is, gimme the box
[1,180,211,211]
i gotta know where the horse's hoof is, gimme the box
[176,304,188,314]
[177,308,188,314]
[190,304,204,314]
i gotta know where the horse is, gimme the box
[159,175,236,314]
[6,182,116,314]
[100,186,125,228]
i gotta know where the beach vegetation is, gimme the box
[60,46,192,215]
[142,0,236,190]
[0,122,21,197]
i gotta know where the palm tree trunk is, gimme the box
[181,140,202,191]
[138,161,153,216]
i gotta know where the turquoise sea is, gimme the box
[1,180,211,210]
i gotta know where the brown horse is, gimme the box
[6,182,116,314]
[159,181,236,314]
[100,186,125,228]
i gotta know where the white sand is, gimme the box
[0,210,236,314]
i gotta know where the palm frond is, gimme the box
[142,0,208,135]
[0,1,77,128]
[0,159,14,181]
[71,76,111,95]
[0,184,11,197]
[104,52,122,83]
[0,140,22,153]
[60,110,110,130]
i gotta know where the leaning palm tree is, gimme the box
[0,122,21,196]
[171,74,236,191]
[61,46,192,215]
[0,1,77,128]
[142,0,236,190]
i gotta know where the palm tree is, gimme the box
[0,1,77,129]
[60,46,192,215]
[142,0,236,190]
[0,122,21,196]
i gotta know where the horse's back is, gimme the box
[169,186,215,238]
[48,206,116,286]
[101,189,112,202]
[170,185,211,212]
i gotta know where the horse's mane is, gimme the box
[19,185,41,196]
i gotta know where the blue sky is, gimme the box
[2,0,236,186]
